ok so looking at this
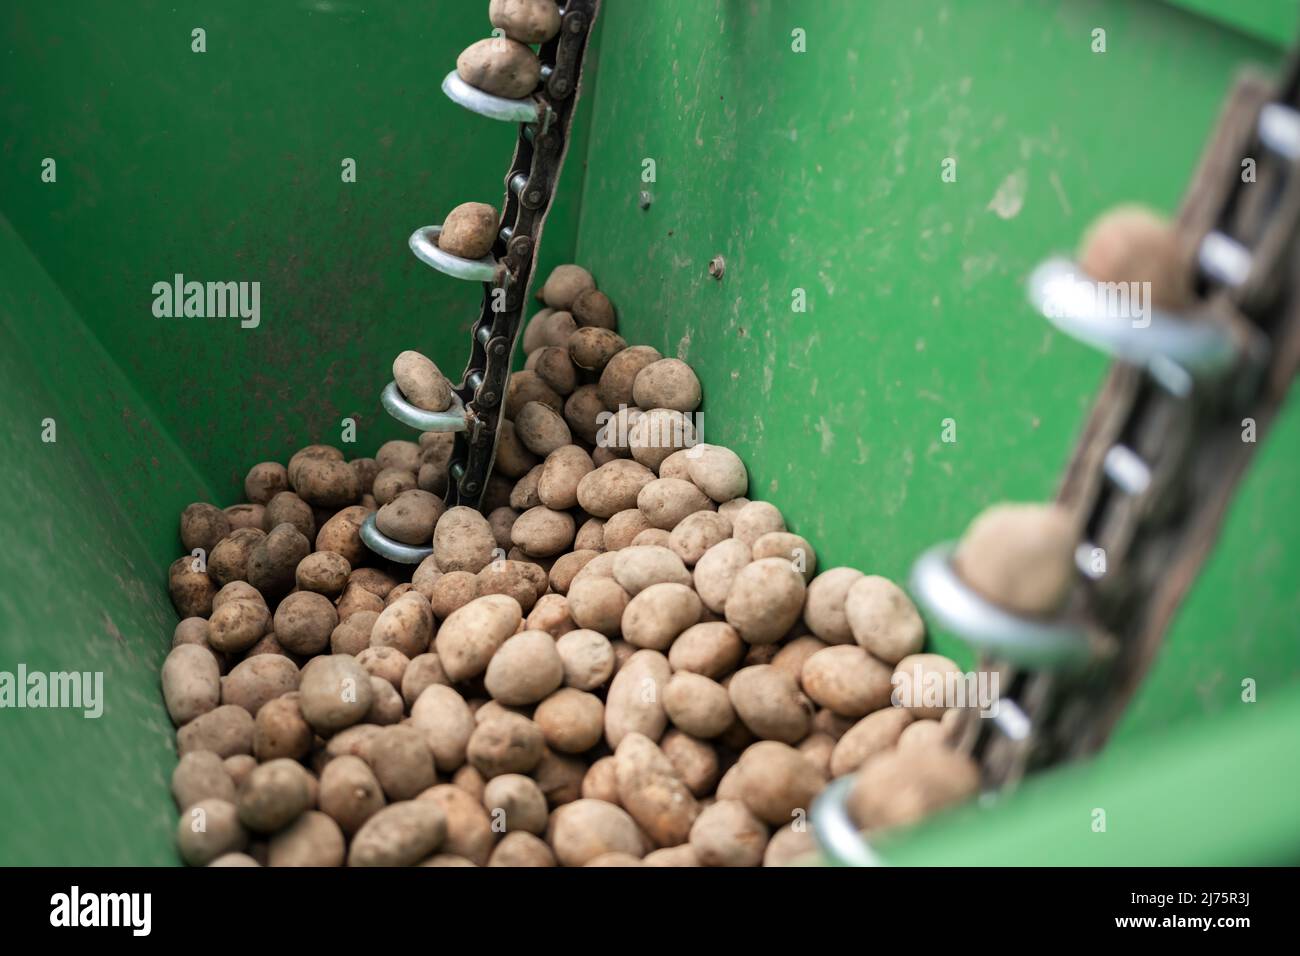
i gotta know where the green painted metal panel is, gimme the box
[571,0,1299,746]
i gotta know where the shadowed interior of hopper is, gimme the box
[1,0,1298,865]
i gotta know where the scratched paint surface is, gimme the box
[572,0,1298,740]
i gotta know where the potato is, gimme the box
[177,798,248,866]
[798,731,836,779]
[172,616,222,660]
[614,733,699,847]
[223,503,265,532]
[952,502,1078,616]
[373,467,417,505]
[253,694,313,762]
[433,506,496,573]
[417,784,494,866]
[689,799,768,866]
[245,462,289,505]
[180,502,230,555]
[478,559,545,613]
[581,755,620,804]
[568,327,627,373]
[366,676,404,725]
[350,457,380,495]
[660,729,720,796]
[771,634,828,685]
[843,575,925,663]
[553,628,615,691]
[506,369,564,418]
[604,648,671,748]
[368,725,437,800]
[533,345,578,395]
[394,654,444,710]
[265,491,315,540]
[595,347,658,411]
[481,631,562,705]
[356,646,410,691]
[630,358,701,413]
[371,592,434,657]
[207,528,263,587]
[288,444,344,486]
[621,582,701,651]
[223,753,256,789]
[540,264,596,310]
[348,800,447,867]
[692,538,752,613]
[246,523,311,600]
[509,505,575,558]
[663,672,734,738]
[393,350,452,412]
[1078,204,1192,310]
[612,545,692,595]
[574,518,607,552]
[410,684,476,771]
[668,511,731,566]
[510,465,543,510]
[636,480,710,532]
[559,386,602,447]
[752,531,816,582]
[176,704,255,758]
[238,758,311,833]
[734,741,826,825]
[644,844,700,867]
[534,688,604,754]
[298,654,373,734]
[764,824,817,867]
[495,421,538,480]
[467,713,545,778]
[437,199,499,259]
[376,489,444,546]
[533,447,592,513]
[295,550,351,597]
[629,408,696,471]
[549,799,643,866]
[434,593,522,682]
[489,831,556,866]
[632,528,672,548]
[566,575,629,636]
[168,556,216,618]
[797,644,893,719]
[162,644,221,725]
[221,654,300,716]
[898,718,953,754]
[892,653,963,719]
[847,747,980,831]
[318,755,386,835]
[803,567,865,645]
[724,557,806,645]
[171,751,236,809]
[667,621,744,679]
[515,401,572,457]
[524,593,573,638]
[728,665,811,744]
[429,569,481,619]
[602,508,650,550]
[207,597,270,655]
[293,456,361,509]
[829,707,913,777]
[479,773,545,834]
[273,590,338,655]
[330,610,377,655]
[267,810,346,867]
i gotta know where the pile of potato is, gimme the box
[163,261,982,867]
[455,0,562,100]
